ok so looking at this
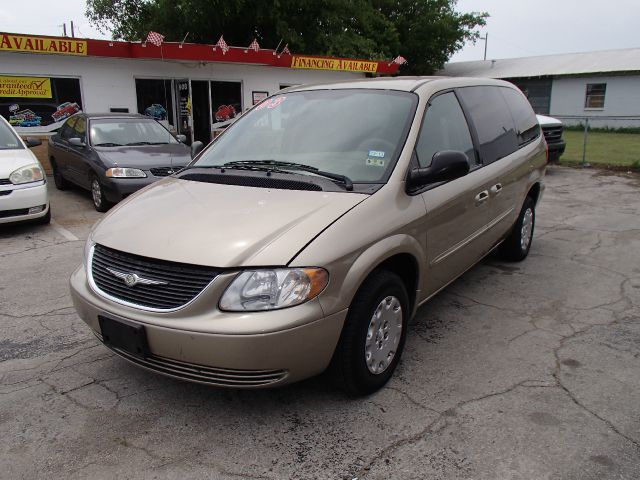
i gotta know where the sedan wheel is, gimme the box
[91,177,111,212]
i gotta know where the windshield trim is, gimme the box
[190,88,419,185]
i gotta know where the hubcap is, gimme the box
[92,179,102,207]
[365,296,403,375]
[521,208,534,250]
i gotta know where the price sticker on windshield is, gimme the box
[254,96,287,111]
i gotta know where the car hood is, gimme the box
[91,177,368,267]
[536,114,562,127]
[0,148,39,177]
[96,144,191,168]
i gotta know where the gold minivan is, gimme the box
[70,77,546,395]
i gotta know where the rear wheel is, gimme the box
[499,196,535,261]
[332,270,409,396]
[51,160,68,190]
[90,175,112,212]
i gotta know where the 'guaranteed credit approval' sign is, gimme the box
[291,56,379,73]
[0,33,87,56]
[0,76,52,98]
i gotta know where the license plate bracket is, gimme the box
[98,315,150,359]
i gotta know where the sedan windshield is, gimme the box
[194,89,417,183]
[0,121,24,150]
[90,118,178,147]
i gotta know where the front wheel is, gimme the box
[499,196,535,261]
[90,175,112,212]
[332,270,409,396]
[51,160,69,190]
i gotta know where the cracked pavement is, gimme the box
[1,167,639,479]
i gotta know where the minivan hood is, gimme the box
[97,144,191,168]
[0,148,38,177]
[91,177,368,267]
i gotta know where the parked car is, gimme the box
[0,115,49,225]
[70,78,546,394]
[51,102,81,123]
[537,114,566,163]
[48,113,198,212]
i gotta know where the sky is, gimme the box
[1,0,639,63]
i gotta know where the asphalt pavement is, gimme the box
[1,167,638,479]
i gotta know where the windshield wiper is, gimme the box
[223,160,354,191]
[94,142,123,147]
[126,141,152,146]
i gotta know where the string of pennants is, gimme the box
[145,31,406,64]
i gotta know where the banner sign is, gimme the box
[0,33,87,56]
[291,56,379,73]
[0,76,52,98]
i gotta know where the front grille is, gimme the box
[150,167,182,177]
[0,190,11,197]
[0,179,11,185]
[542,126,563,142]
[91,244,221,310]
[98,335,287,387]
[0,208,28,218]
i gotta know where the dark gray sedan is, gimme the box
[49,114,201,211]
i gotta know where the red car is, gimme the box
[52,102,81,122]
[215,104,236,122]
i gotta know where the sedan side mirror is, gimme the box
[191,141,204,159]
[407,150,470,190]
[24,137,42,148]
[69,137,86,148]
[176,134,187,143]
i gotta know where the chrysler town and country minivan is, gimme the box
[70,77,546,395]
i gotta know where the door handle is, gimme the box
[490,183,503,196]
[475,190,489,205]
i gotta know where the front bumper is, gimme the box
[101,176,158,203]
[69,265,347,388]
[547,140,566,161]
[0,181,49,225]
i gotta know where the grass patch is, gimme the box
[561,130,640,169]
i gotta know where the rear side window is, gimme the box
[415,92,477,168]
[457,86,518,165]
[499,87,540,146]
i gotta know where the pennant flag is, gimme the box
[145,31,165,47]
[248,38,260,52]
[215,35,229,54]
[281,43,291,55]
[392,55,408,65]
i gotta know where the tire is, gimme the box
[332,270,409,396]
[35,207,51,225]
[51,160,69,190]
[90,175,112,212]
[499,196,535,262]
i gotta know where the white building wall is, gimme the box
[0,51,362,114]
[550,74,640,127]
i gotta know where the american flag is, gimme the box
[145,31,164,47]
[215,35,229,54]
[392,55,408,65]
[281,43,291,55]
[248,38,260,52]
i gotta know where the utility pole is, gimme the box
[480,32,488,60]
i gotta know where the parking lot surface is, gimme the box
[1,167,639,479]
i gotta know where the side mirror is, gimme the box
[407,150,470,189]
[176,134,187,143]
[191,141,204,159]
[68,137,86,148]
[24,137,42,148]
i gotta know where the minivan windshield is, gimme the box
[193,89,417,183]
[0,120,24,150]
[90,118,178,147]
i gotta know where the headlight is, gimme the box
[105,167,146,178]
[219,268,329,311]
[9,164,44,184]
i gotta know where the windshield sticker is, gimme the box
[366,157,385,167]
[368,150,385,158]
[254,96,287,111]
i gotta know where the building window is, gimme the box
[585,83,606,109]
[211,81,242,127]
[135,79,175,128]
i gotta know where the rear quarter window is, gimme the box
[457,86,519,165]
[499,87,540,146]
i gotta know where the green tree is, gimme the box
[86,0,487,74]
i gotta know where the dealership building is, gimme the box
[0,32,400,145]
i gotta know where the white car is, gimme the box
[0,116,50,225]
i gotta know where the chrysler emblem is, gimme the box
[106,267,168,287]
